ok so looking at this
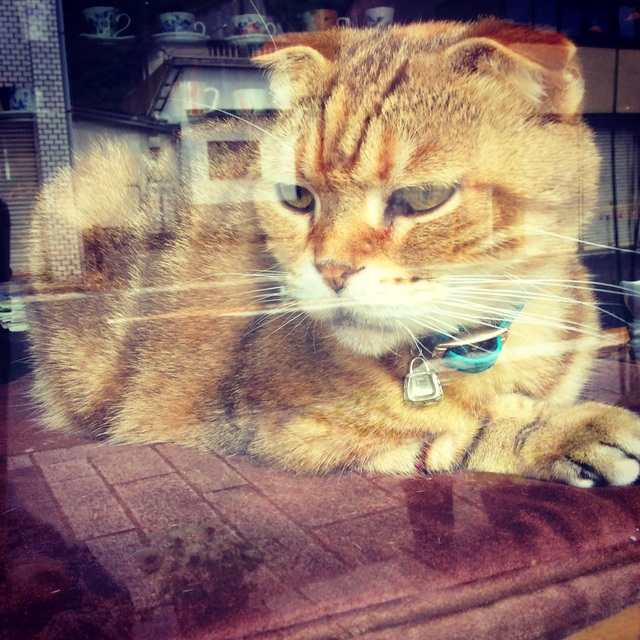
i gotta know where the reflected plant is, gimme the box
[134,519,263,632]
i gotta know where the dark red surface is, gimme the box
[1,352,639,638]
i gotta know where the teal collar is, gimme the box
[417,306,522,374]
[403,307,522,406]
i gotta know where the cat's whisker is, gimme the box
[527,228,640,255]
[521,279,634,295]
[105,296,303,326]
[440,276,635,295]
[404,316,460,340]
[510,313,604,336]
[407,306,604,340]
[280,311,313,342]
[261,309,308,341]
[250,300,301,315]
[437,296,618,333]
[443,286,609,307]
[250,0,279,51]
[412,298,585,333]
[458,292,629,325]
[203,107,294,150]
[191,269,287,281]
[245,301,301,334]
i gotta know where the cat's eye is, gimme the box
[276,183,315,212]
[388,185,456,216]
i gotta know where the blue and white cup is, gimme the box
[158,12,206,34]
[364,6,394,27]
[82,6,131,38]
[231,13,276,36]
[9,87,35,111]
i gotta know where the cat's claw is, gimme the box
[473,400,640,487]
[544,405,640,488]
[558,447,640,488]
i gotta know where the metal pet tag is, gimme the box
[404,357,444,405]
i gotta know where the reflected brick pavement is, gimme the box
[3,349,640,639]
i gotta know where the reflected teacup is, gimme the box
[364,6,394,27]
[177,81,219,116]
[232,88,268,114]
[231,14,276,36]
[82,6,131,38]
[9,87,35,111]
[301,9,350,31]
[159,12,206,34]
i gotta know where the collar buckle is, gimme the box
[432,325,510,358]
[433,325,510,374]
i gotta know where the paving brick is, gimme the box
[86,530,166,610]
[209,603,352,640]
[48,472,135,540]
[299,560,421,615]
[206,486,344,587]
[243,589,339,640]
[312,508,416,569]
[113,473,215,533]
[255,619,353,640]
[8,465,74,540]
[32,442,103,464]
[90,444,173,484]
[38,456,95,483]
[154,443,247,493]
[134,605,181,640]
[224,457,401,528]
[262,586,311,618]
[369,475,418,501]
[7,454,32,470]
[164,576,331,640]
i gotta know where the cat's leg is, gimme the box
[247,415,418,474]
[464,395,640,486]
[246,405,482,476]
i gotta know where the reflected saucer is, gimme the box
[152,32,209,44]
[226,34,272,46]
[80,34,135,43]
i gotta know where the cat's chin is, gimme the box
[331,323,406,357]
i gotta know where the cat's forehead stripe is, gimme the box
[376,129,397,182]
[315,45,411,179]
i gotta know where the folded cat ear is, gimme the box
[444,19,583,115]
[253,34,337,109]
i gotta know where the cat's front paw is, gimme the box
[523,403,640,487]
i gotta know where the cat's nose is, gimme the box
[315,261,361,293]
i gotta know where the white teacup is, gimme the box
[231,14,276,36]
[232,88,269,114]
[9,87,35,111]
[83,6,131,38]
[159,12,206,34]
[176,81,219,116]
[364,6,394,27]
[301,9,350,31]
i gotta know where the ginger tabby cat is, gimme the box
[27,19,640,486]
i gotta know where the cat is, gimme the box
[26,18,640,487]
